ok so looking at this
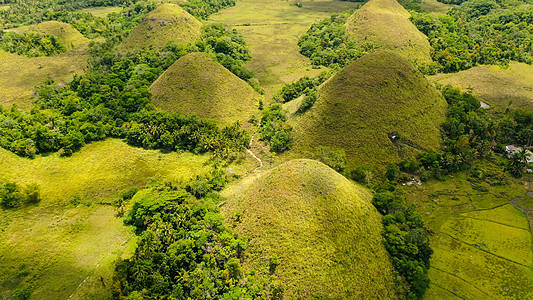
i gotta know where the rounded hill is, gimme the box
[345,0,432,65]
[150,52,259,125]
[32,21,89,48]
[221,159,398,299]
[119,3,202,51]
[291,50,447,171]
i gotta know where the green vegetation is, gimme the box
[384,86,533,181]
[119,3,202,51]
[180,0,236,20]
[411,0,533,73]
[291,51,447,172]
[345,0,433,67]
[298,10,369,69]
[273,71,333,103]
[259,104,293,153]
[372,188,432,299]
[0,182,40,209]
[221,159,398,299]
[0,31,65,57]
[113,173,273,298]
[151,52,259,126]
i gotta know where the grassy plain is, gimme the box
[79,6,123,17]
[0,22,90,110]
[119,3,202,51]
[290,51,447,171]
[420,0,454,14]
[222,159,398,299]
[151,52,260,126]
[0,139,216,299]
[406,166,533,299]
[209,0,357,99]
[345,0,433,65]
[429,61,533,115]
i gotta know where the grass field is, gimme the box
[0,139,215,298]
[429,61,533,115]
[0,22,90,110]
[290,51,447,172]
[119,3,202,51]
[209,0,357,99]
[420,0,454,14]
[150,52,260,126]
[405,165,533,299]
[79,6,123,17]
[221,159,398,299]
[345,0,433,65]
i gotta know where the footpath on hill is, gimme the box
[209,0,356,100]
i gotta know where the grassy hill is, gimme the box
[119,3,202,51]
[150,52,260,126]
[345,0,433,65]
[429,61,533,115]
[291,50,447,171]
[32,21,89,48]
[221,159,397,299]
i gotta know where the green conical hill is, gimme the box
[221,159,398,299]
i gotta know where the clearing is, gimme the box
[209,0,357,99]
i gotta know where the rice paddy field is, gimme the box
[406,166,533,299]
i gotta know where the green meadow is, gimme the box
[209,0,357,99]
[79,6,123,18]
[0,139,216,298]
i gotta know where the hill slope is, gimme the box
[150,52,259,125]
[345,0,432,65]
[429,61,533,114]
[291,50,447,171]
[32,21,88,48]
[119,3,202,50]
[221,159,397,299]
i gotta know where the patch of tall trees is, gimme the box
[0,31,65,57]
[372,187,432,299]
[113,171,276,299]
[298,10,372,69]
[411,0,533,73]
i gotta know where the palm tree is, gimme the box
[510,149,529,177]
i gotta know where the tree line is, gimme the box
[0,18,258,159]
